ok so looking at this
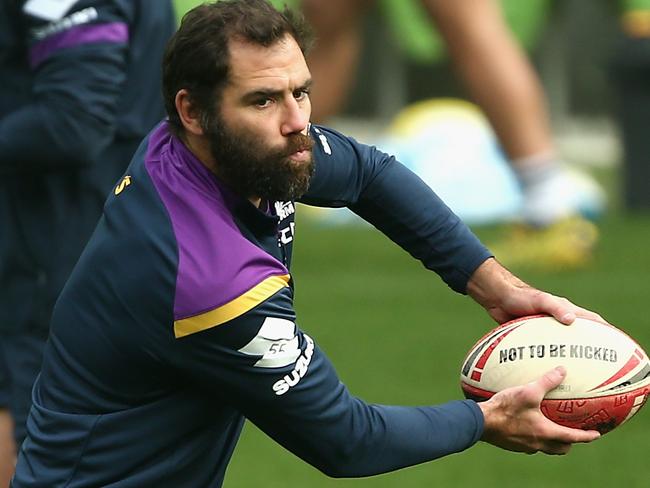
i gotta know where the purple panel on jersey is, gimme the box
[29,22,129,68]
[144,123,288,321]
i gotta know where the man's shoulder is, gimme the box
[117,125,290,336]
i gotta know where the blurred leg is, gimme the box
[0,345,15,488]
[610,33,650,211]
[420,0,553,162]
[426,0,600,211]
[0,411,14,488]
[301,0,375,122]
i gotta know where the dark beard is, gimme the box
[206,115,315,202]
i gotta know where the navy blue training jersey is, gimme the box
[13,123,491,487]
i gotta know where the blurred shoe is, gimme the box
[490,216,599,270]
[517,164,606,226]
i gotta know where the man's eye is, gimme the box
[255,98,273,108]
[294,89,310,101]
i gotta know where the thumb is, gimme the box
[532,366,566,397]
[537,293,575,324]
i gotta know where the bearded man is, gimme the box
[13,1,601,486]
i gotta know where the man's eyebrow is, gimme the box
[242,88,283,102]
[297,79,313,92]
[242,79,313,102]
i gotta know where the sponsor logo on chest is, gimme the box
[275,201,296,247]
[274,201,295,221]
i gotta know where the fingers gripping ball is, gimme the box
[461,316,650,434]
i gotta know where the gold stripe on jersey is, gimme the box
[174,274,291,339]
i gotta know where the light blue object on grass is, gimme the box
[301,99,523,226]
[378,98,522,224]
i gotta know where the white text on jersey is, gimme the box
[272,334,315,395]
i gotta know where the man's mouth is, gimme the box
[288,148,312,163]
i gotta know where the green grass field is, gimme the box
[224,209,650,487]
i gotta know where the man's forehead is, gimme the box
[226,35,310,89]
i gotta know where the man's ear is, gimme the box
[175,89,205,136]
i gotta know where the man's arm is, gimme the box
[173,287,484,477]
[302,125,492,293]
[0,0,134,172]
[303,126,608,325]
[172,285,600,475]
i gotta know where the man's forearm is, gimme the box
[466,258,529,307]
[466,257,547,324]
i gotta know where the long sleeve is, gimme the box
[173,286,484,478]
[302,125,492,292]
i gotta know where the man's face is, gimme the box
[205,34,314,202]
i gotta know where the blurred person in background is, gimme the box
[0,0,175,484]
[301,0,605,267]
[611,0,650,211]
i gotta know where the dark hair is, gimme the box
[162,0,313,136]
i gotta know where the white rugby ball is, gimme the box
[460,315,650,434]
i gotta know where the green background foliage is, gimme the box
[172,0,551,60]
[173,0,297,23]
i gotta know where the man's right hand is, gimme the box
[477,366,601,455]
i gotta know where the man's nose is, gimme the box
[281,97,310,136]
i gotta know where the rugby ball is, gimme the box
[460,315,650,434]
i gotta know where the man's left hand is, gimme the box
[466,258,608,325]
